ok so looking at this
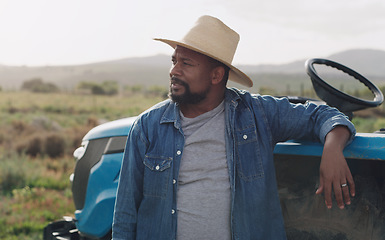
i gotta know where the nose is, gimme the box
[169,62,181,78]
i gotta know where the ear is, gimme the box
[211,66,225,85]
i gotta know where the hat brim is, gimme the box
[154,38,253,87]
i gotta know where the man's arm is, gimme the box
[112,121,146,239]
[255,95,356,209]
[316,125,356,209]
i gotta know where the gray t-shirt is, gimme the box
[177,101,231,240]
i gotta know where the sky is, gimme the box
[0,0,384,66]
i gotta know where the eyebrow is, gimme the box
[171,55,195,63]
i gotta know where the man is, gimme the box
[112,15,356,239]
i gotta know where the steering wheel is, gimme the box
[305,58,384,113]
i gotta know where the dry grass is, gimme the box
[0,91,164,239]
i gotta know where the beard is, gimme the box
[169,77,210,105]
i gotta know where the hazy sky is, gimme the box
[0,0,384,66]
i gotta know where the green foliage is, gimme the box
[124,84,168,98]
[351,117,378,133]
[101,80,119,95]
[125,84,143,93]
[0,186,74,240]
[77,80,119,95]
[0,154,74,239]
[21,78,59,93]
[0,153,71,195]
[351,116,385,133]
[0,155,27,194]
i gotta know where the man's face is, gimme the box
[169,46,214,105]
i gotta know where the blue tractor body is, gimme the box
[71,117,136,238]
[275,133,385,161]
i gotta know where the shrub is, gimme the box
[44,133,65,158]
[21,78,59,93]
[77,80,119,95]
[11,120,29,134]
[24,135,43,158]
[91,84,105,95]
[0,154,29,195]
[0,166,26,194]
[15,132,68,158]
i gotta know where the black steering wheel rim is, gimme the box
[305,58,384,112]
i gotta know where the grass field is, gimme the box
[0,90,384,239]
[0,91,164,240]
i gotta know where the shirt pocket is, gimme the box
[235,128,264,181]
[143,155,172,198]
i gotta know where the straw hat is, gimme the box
[154,15,253,87]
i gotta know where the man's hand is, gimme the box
[316,126,355,209]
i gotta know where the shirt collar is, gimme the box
[159,88,242,126]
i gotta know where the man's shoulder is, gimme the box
[226,87,270,103]
[135,99,176,124]
[226,88,287,114]
[138,99,171,116]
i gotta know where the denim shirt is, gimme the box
[112,88,355,240]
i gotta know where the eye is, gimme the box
[183,60,196,66]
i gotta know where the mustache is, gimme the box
[170,77,188,87]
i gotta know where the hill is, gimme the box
[239,49,385,93]
[0,54,171,90]
[240,49,385,76]
[0,49,384,93]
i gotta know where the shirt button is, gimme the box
[155,165,160,171]
[171,209,175,214]
[176,150,181,155]
[243,134,248,140]
[173,179,176,184]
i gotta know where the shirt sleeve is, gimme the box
[256,95,356,145]
[112,118,147,240]
[318,114,356,145]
